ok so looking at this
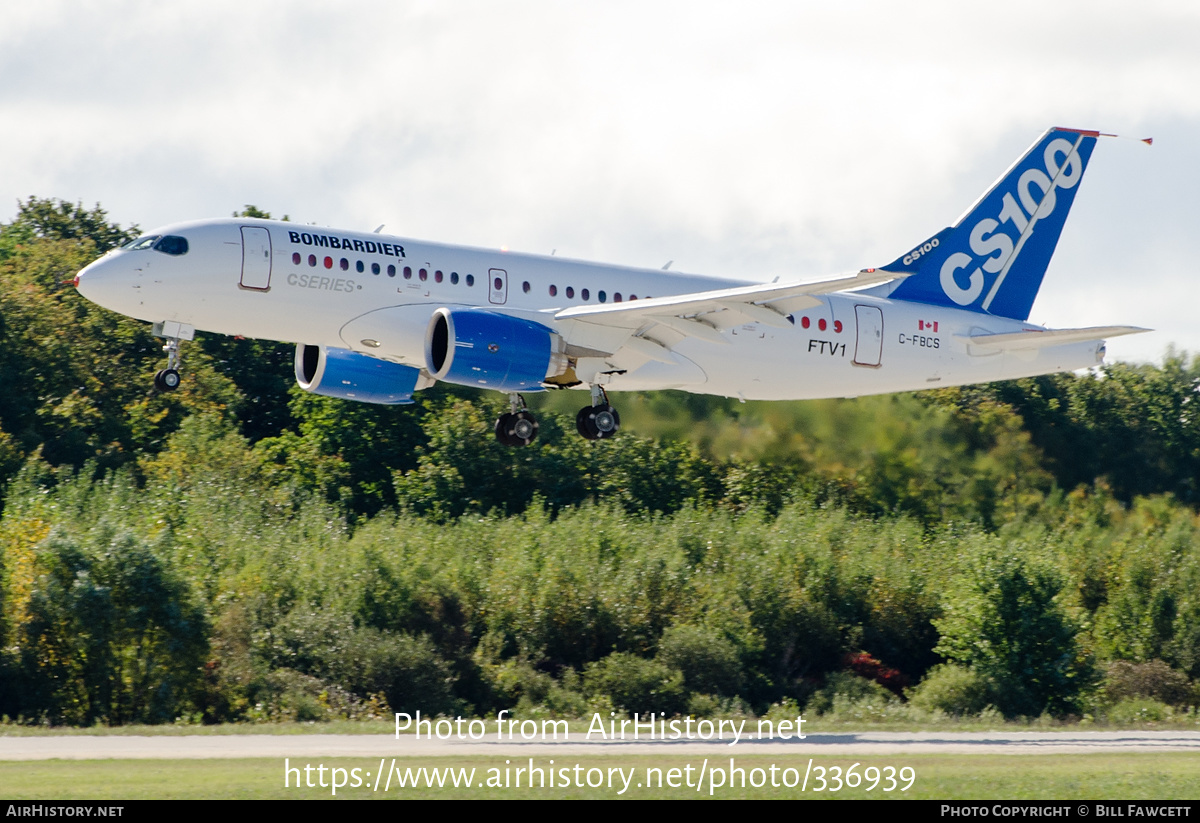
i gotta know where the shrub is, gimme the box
[656,624,744,697]
[583,652,688,716]
[844,651,910,696]
[1104,660,1195,707]
[1103,697,1177,725]
[806,672,895,715]
[907,664,994,716]
[935,545,1094,717]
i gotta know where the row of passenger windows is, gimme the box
[289,252,650,303]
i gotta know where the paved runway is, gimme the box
[1,731,1198,760]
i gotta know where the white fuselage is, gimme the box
[76,218,1103,400]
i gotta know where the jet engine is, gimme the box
[425,308,569,392]
[295,344,427,404]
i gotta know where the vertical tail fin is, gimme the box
[884,128,1100,321]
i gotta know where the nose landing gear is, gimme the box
[151,321,194,393]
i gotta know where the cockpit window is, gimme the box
[153,235,189,256]
[125,235,161,250]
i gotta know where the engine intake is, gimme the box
[295,344,428,405]
[425,308,568,392]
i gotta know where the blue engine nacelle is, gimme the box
[295,344,426,405]
[425,308,569,392]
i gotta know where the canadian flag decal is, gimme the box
[918,320,939,332]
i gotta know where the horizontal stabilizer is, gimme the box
[959,325,1150,351]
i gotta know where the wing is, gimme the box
[550,269,901,363]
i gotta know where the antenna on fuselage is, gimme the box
[373,224,385,233]
[662,260,673,270]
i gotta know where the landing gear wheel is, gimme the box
[576,403,620,440]
[495,410,539,447]
[154,368,181,392]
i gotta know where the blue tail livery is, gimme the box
[884,127,1103,321]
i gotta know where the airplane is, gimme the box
[75,127,1149,447]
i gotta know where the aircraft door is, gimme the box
[240,226,272,290]
[853,304,883,367]
[489,268,507,304]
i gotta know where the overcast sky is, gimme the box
[3,0,1196,363]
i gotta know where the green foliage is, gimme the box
[934,544,1095,717]
[656,624,744,696]
[6,197,136,255]
[1102,660,1195,708]
[14,527,208,724]
[4,198,1200,726]
[806,672,897,716]
[583,652,688,716]
[907,664,995,716]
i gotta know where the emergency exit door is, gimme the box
[853,304,883,367]
[240,226,272,290]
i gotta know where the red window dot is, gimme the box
[818,318,827,331]
[323,256,333,269]
[834,320,843,333]
[292,252,301,265]
[801,316,810,329]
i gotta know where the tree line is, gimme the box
[0,197,1197,725]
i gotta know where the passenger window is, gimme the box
[450,272,459,284]
[581,288,590,301]
[598,290,607,303]
[387,264,396,277]
[372,262,380,275]
[466,274,475,286]
[292,252,301,265]
[566,286,575,298]
[356,260,365,273]
[435,270,443,283]
[549,285,558,297]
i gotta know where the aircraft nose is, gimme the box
[74,252,133,309]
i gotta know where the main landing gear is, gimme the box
[495,394,540,447]
[576,384,620,441]
[492,386,622,447]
